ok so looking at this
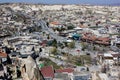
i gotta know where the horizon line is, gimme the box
[0,2,120,6]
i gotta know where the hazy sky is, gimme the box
[0,0,120,4]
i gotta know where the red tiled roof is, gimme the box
[82,33,97,41]
[41,66,54,78]
[88,36,97,41]
[55,68,74,73]
[82,36,88,39]
[50,21,59,25]
[97,37,110,42]
[0,52,7,58]
[0,49,7,58]
[82,34,110,45]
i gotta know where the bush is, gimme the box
[50,47,57,55]
[67,41,75,49]
[67,23,75,30]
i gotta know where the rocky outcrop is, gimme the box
[21,56,43,80]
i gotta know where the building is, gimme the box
[41,66,54,80]
[0,49,8,64]
[97,51,120,68]
[71,72,91,80]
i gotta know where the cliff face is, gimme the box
[21,56,43,80]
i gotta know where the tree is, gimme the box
[50,47,57,55]
[86,9,92,14]
[53,28,56,32]
[52,39,57,47]
[80,21,84,25]
[63,42,68,47]
[61,27,66,31]
[67,26,74,30]
[47,34,50,40]
[93,46,96,51]
[42,32,45,36]
[58,42,64,48]
[87,67,89,71]
[81,42,88,51]
[39,48,42,52]
[67,23,75,30]
[46,22,49,27]
[67,41,75,49]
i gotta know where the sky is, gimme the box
[0,0,120,5]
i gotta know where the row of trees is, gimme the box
[49,40,75,55]
[81,42,107,52]
[52,23,75,32]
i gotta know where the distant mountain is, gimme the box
[110,3,120,6]
[0,2,120,6]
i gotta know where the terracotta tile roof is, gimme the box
[0,49,7,58]
[95,41,109,45]
[97,37,110,42]
[0,52,7,58]
[50,21,59,25]
[82,36,88,39]
[88,36,97,41]
[82,33,97,41]
[82,34,110,45]
[55,68,74,73]
[41,66,54,78]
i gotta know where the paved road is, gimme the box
[38,20,84,55]
[39,20,67,43]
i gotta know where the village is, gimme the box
[0,3,120,80]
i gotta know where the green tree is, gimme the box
[52,39,57,47]
[67,41,75,49]
[50,47,57,55]
[46,22,49,27]
[47,34,50,40]
[87,67,89,71]
[67,23,75,30]
[53,28,56,32]
[42,32,45,36]
[63,42,67,47]
[86,9,92,14]
[81,42,88,51]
